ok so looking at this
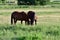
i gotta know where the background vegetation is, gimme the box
[0,0,60,40]
[0,0,50,5]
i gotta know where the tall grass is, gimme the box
[0,23,60,40]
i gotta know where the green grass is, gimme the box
[0,12,11,16]
[0,7,60,40]
[36,11,60,15]
[0,5,60,10]
[0,23,60,40]
[0,11,60,16]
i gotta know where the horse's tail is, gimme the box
[11,15,13,25]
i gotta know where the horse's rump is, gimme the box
[27,11,35,19]
[27,11,35,25]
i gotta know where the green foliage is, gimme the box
[39,0,46,5]
[1,0,5,3]
[17,0,50,5]
[39,0,50,5]
[17,0,36,5]
[0,23,60,40]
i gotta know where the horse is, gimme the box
[27,11,37,25]
[11,11,29,25]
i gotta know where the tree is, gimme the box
[39,0,46,5]
[39,0,50,5]
[17,0,36,5]
[1,0,5,3]
[17,0,50,5]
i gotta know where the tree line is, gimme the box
[17,0,50,5]
[0,0,50,5]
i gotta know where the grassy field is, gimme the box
[0,6,60,40]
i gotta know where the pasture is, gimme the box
[0,6,60,40]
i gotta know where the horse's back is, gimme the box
[27,11,35,19]
[11,11,28,20]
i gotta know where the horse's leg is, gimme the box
[31,19,34,25]
[11,17,13,25]
[27,20,30,25]
[21,20,23,24]
[14,19,17,25]
[25,21,26,25]
[11,18,13,25]
[27,19,31,25]
[25,20,29,25]
[28,21,30,25]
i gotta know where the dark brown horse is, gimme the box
[11,11,29,25]
[27,11,37,25]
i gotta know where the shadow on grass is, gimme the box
[11,36,39,40]
[11,37,26,40]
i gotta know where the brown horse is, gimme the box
[27,11,37,25]
[11,11,29,25]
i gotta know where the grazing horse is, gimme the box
[27,11,37,25]
[11,11,29,25]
